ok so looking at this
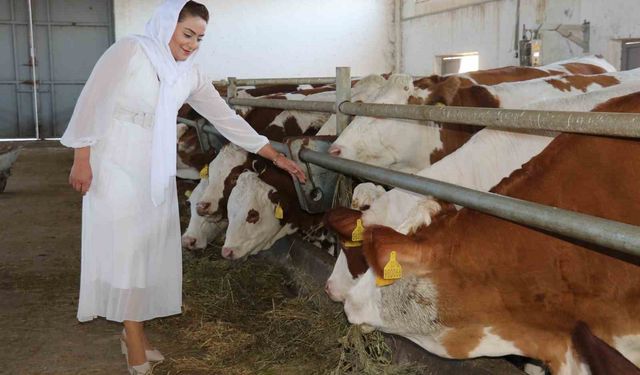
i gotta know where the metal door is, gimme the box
[622,40,640,71]
[0,0,114,139]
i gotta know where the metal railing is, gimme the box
[196,67,640,262]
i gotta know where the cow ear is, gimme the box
[426,76,462,106]
[362,226,420,278]
[323,207,363,239]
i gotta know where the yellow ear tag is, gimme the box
[184,190,192,198]
[435,102,446,108]
[199,165,209,179]
[352,219,364,242]
[342,240,362,248]
[274,203,284,219]
[383,251,403,280]
[376,276,395,287]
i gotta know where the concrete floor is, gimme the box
[0,145,177,374]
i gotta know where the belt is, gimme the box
[114,107,155,128]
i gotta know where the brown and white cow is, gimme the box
[329,56,618,174]
[221,162,333,259]
[196,75,387,220]
[411,55,615,92]
[326,77,640,305]
[342,91,640,375]
[362,71,640,235]
[181,176,227,250]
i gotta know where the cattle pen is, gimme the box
[170,67,640,373]
[186,67,640,262]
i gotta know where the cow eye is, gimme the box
[246,209,260,224]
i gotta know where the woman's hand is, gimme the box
[273,153,307,183]
[258,144,307,183]
[70,147,92,194]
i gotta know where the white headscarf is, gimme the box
[133,0,200,206]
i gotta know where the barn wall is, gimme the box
[401,0,640,75]
[114,0,396,79]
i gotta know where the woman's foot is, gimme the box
[122,327,165,362]
[122,322,148,368]
[129,362,151,375]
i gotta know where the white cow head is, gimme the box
[221,172,295,260]
[325,183,386,302]
[197,144,248,220]
[329,74,441,173]
[344,269,442,339]
[182,178,227,250]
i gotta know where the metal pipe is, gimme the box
[394,0,403,72]
[401,0,498,22]
[235,77,339,86]
[335,67,351,135]
[227,77,237,108]
[285,145,640,258]
[340,102,640,138]
[26,0,39,139]
[228,98,335,113]
[226,94,640,138]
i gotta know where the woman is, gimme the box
[61,1,306,374]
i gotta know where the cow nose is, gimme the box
[324,282,332,296]
[196,202,211,216]
[328,145,341,156]
[182,236,197,249]
[221,247,235,259]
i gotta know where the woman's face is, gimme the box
[169,15,207,61]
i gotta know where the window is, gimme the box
[622,39,640,70]
[436,52,479,75]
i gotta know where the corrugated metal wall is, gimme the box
[0,0,114,139]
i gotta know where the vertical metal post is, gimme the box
[335,67,351,135]
[394,0,403,72]
[27,0,40,139]
[227,76,237,108]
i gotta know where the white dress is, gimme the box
[67,38,269,323]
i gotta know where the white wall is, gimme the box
[401,0,640,75]
[114,0,396,79]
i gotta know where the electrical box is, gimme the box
[519,39,542,67]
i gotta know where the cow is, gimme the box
[362,73,640,235]
[176,122,218,180]
[323,78,640,305]
[324,184,385,302]
[196,75,387,220]
[175,83,323,180]
[341,90,640,375]
[181,176,227,250]
[221,167,332,259]
[233,84,306,118]
[329,56,618,174]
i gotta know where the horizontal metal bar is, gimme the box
[228,98,335,113]
[0,80,84,85]
[401,0,498,21]
[272,143,640,259]
[340,102,640,138]
[0,20,110,27]
[235,77,340,86]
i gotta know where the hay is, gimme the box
[152,181,426,374]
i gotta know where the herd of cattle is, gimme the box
[176,55,640,375]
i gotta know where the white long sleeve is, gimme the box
[60,37,139,148]
[186,67,269,154]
